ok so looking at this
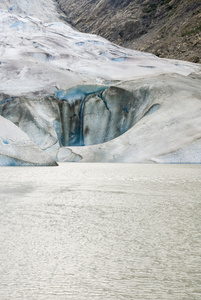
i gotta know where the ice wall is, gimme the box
[0,116,57,166]
[0,84,156,153]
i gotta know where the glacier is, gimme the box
[0,0,201,164]
[0,116,57,166]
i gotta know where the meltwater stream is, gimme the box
[0,163,201,300]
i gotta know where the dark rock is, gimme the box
[56,0,201,63]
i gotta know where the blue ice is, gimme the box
[75,42,85,46]
[9,21,23,29]
[53,120,62,142]
[144,104,160,117]
[139,65,156,69]
[2,140,9,145]
[101,52,126,62]
[0,154,30,166]
[111,57,126,62]
[55,85,108,104]
[0,98,13,105]
[75,40,104,46]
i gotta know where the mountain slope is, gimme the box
[56,0,201,63]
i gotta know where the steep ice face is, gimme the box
[55,85,108,104]
[0,84,155,150]
[0,95,62,152]
[0,116,57,166]
[83,86,154,146]
[1,74,200,164]
[62,75,201,163]
[56,85,109,146]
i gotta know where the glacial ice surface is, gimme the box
[0,0,201,163]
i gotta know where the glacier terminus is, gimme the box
[0,0,201,165]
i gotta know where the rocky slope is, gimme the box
[56,0,201,63]
[0,0,201,164]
